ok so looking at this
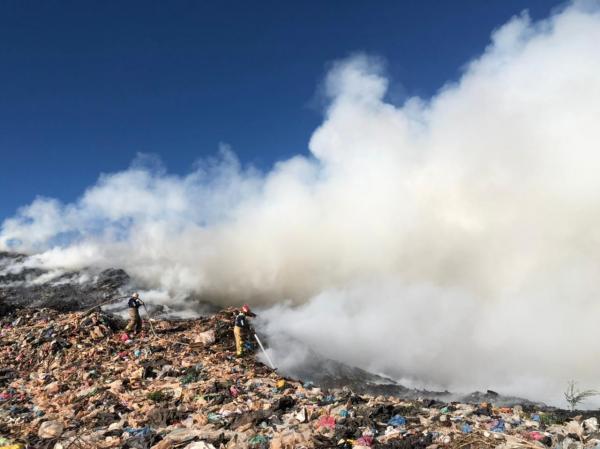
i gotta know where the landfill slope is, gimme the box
[0,251,129,313]
[2,308,600,449]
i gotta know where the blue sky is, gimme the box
[0,0,563,221]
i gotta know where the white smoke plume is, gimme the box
[3,1,600,405]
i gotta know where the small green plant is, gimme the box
[564,380,598,411]
[147,390,170,402]
[180,366,203,385]
[540,412,560,426]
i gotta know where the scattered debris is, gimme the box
[3,306,600,449]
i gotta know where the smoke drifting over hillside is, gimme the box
[3,2,600,404]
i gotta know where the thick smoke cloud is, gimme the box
[3,2,600,404]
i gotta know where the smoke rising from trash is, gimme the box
[3,2,600,405]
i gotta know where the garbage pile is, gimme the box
[2,307,600,449]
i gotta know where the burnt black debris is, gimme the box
[0,252,130,313]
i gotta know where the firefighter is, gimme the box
[125,292,144,335]
[233,304,256,356]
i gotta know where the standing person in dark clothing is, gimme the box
[125,292,144,335]
[233,304,256,357]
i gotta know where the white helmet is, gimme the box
[132,292,139,298]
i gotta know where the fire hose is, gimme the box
[142,303,158,337]
[254,333,276,370]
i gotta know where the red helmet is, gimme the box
[241,304,251,313]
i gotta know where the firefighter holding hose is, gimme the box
[233,304,256,357]
[125,292,144,335]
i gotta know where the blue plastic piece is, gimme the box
[491,419,505,433]
[388,415,406,426]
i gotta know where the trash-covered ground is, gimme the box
[2,307,600,449]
